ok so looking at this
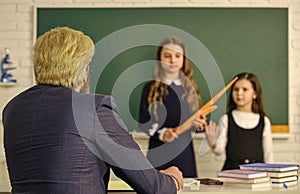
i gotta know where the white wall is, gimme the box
[0,0,299,192]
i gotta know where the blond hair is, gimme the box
[33,27,94,88]
[148,36,202,119]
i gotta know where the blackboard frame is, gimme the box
[34,6,289,133]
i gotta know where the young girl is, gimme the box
[205,72,274,170]
[138,36,206,177]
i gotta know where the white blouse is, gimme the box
[212,110,274,163]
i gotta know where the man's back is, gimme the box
[3,84,178,194]
[3,85,109,193]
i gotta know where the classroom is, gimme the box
[0,0,299,193]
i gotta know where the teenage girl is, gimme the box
[139,36,206,177]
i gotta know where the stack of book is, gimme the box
[218,169,272,189]
[239,163,299,189]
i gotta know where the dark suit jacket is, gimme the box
[3,85,176,194]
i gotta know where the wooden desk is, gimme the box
[1,179,298,194]
[108,179,300,194]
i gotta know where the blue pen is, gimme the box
[283,183,288,189]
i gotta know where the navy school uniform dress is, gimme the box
[139,81,197,178]
[222,111,264,170]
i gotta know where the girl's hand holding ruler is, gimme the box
[175,77,238,135]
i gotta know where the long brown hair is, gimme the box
[227,72,266,116]
[147,36,202,119]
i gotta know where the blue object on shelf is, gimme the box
[1,48,17,83]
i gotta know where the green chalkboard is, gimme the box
[36,7,288,131]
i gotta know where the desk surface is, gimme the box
[108,179,300,194]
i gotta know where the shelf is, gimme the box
[0,82,17,87]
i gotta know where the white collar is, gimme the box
[165,79,182,86]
